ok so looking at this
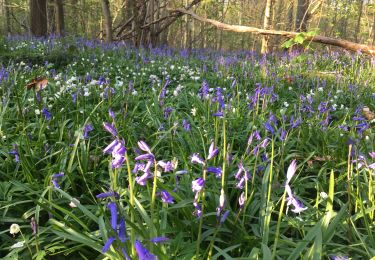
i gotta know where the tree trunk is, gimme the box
[4,0,11,34]
[296,0,309,32]
[30,0,48,37]
[354,0,363,42]
[101,0,113,42]
[261,0,274,53]
[55,0,64,36]
[171,8,375,55]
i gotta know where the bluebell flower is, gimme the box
[207,166,222,178]
[137,141,152,153]
[191,153,205,165]
[109,109,115,119]
[96,191,120,199]
[220,210,230,224]
[150,236,169,243]
[192,178,205,193]
[102,236,116,253]
[83,123,94,139]
[51,172,64,188]
[107,202,117,230]
[160,190,174,204]
[134,240,156,260]
[118,218,126,242]
[103,122,117,137]
[158,161,174,172]
[182,119,190,131]
[9,144,19,162]
[207,142,219,160]
[42,108,52,121]
[163,107,173,118]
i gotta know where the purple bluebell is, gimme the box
[150,237,169,243]
[9,144,19,162]
[160,190,174,204]
[83,123,94,139]
[134,240,156,260]
[193,202,202,218]
[118,218,126,242]
[207,142,219,160]
[213,111,224,117]
[137,141,152,153]
[111,141,126,169]
[51,172,64,188]
[286,160,297,184]
[369,152,375,159]
[198,80,209,99]
[103,139,119,154]
[135,153,155,161]
[135,171,152,186]
[182,119,190,131]
[163,107,173,118]
[191,153,205,165]
[42,108,52,120]
[71,93,77,103]
[285,184,307,214]
[290,116,301,129]
[207,166,222,178]
[158,161,174,172]
[102,236,116,253]
[132,162,145,173]
[96,191,120,199]
[103,122,117,137]
[264,121,274,135]
[192,178,205,193]
[219,210,230,224]
[109,109,115,119]
[107,202,117,230]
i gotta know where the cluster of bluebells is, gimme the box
[96,190,170,259]
[133,141,176,204]
[285,160,307,214]
[103,122,126,169]
[190,142,221,218]
[95,191,130,258]
[51,172,64,189]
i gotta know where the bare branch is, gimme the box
[169,8,375,55]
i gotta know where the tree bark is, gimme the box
[4,0,11,34]
[170,8,375,56]
[296,0,309,32]
[101,0,113,42]
[30,0,48,37]
[354,0,363,42]
[55,0,64,36]
[261,0,274,53]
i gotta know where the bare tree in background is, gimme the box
[101,0,113,42]
[55,0,64,36]
[30,0,48,37]
[261,0,274,53]
[296,0,309,32]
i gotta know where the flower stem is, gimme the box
[195,168,207,259]
[125,152,135,257]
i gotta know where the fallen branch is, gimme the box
[170,8,375,56]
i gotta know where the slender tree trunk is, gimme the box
[4,0,11,34]
[101,0,113,42]
[30,0,48,37]
[261,0,274,53]
[55,0,64,36]
[296,0,309,32]
[354,0,363,42]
